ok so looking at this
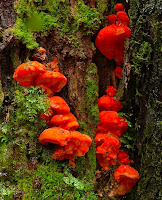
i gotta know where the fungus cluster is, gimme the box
[13,53,92,168]
[95,3,131,79]
[95,86,129,170]
[13,60,67,97]
[95,3,139,196]
[95,86,139,196]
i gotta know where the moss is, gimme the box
[15,162,98,200]
[84,64,100,125]
[97,0,108,17]
[76,64,99,179]
[0,80,4,109]
[0,85,49,179]
[13,0,102,49]
[74,0,101,34]
[0,82,98,199]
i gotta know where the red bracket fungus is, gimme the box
[96,135,121,170]
[98,95,122,112]
[117,151,133,165]
[50,113,79,130]
[106,86,117,97]
[95,24,131,66]
[108,14,117,25]
[114,165,140,196]
[115,66,123,79]
[95,2,131,84]
[116,11,130,27]
[114,3,125,12]
[48,96,70,114]
[13,61,47,87]
[13,55,92,169]
[39,127,92,168]
[40,96,71,126]
[35,71,67,97]
[47,58,59,72]
[100,111,128,134]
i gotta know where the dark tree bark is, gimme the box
[127,0,162,199]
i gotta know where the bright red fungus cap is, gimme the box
[49,96,70,114]
[39,127,92,168]
[35,71,67,96]
[62,121,79,130]
[95,25,131,65]
[114,165,140,195]
[50,113,77,126]
[13,61,46,87]
[100,111,128,134]
[52,130,92,164]
[98,95,122,112]
[108,14,117,25]
[96,136,121,170]
[50,113,79,130]
[118,14,129,26]
[115,66,123,79]
[116,11,127,18]
[117,151,130,165]
[115,3,125,12]
[39,127,69,146]
[106,86,117,97]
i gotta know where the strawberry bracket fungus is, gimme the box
[94,3,139,197]
[13,54,92,169]
[95,3,131,79]
[39,127,92,169]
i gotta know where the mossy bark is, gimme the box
[126,0,161,199]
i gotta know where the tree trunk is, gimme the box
[0,0,161,199]
[127,0,162,199]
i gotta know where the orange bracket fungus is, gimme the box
[115,66,123,79]
[117,151,133,165]
[114,3,125,12]
[35,71,67,97]
[13,61,47,87]
[114,165,140,196]
[95,2,131,80]
[13,55,92,169]
[98,95,122,112]
[50,113,79,130]
[96,135,121,170]
[39,127,92,168]
[108,14,117,25]
[106,86,117,97]
[94,3,139,195]
[95,24,131,66]
[47,58,59,72]
[48,96,70,114]
[95,83,139,196]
